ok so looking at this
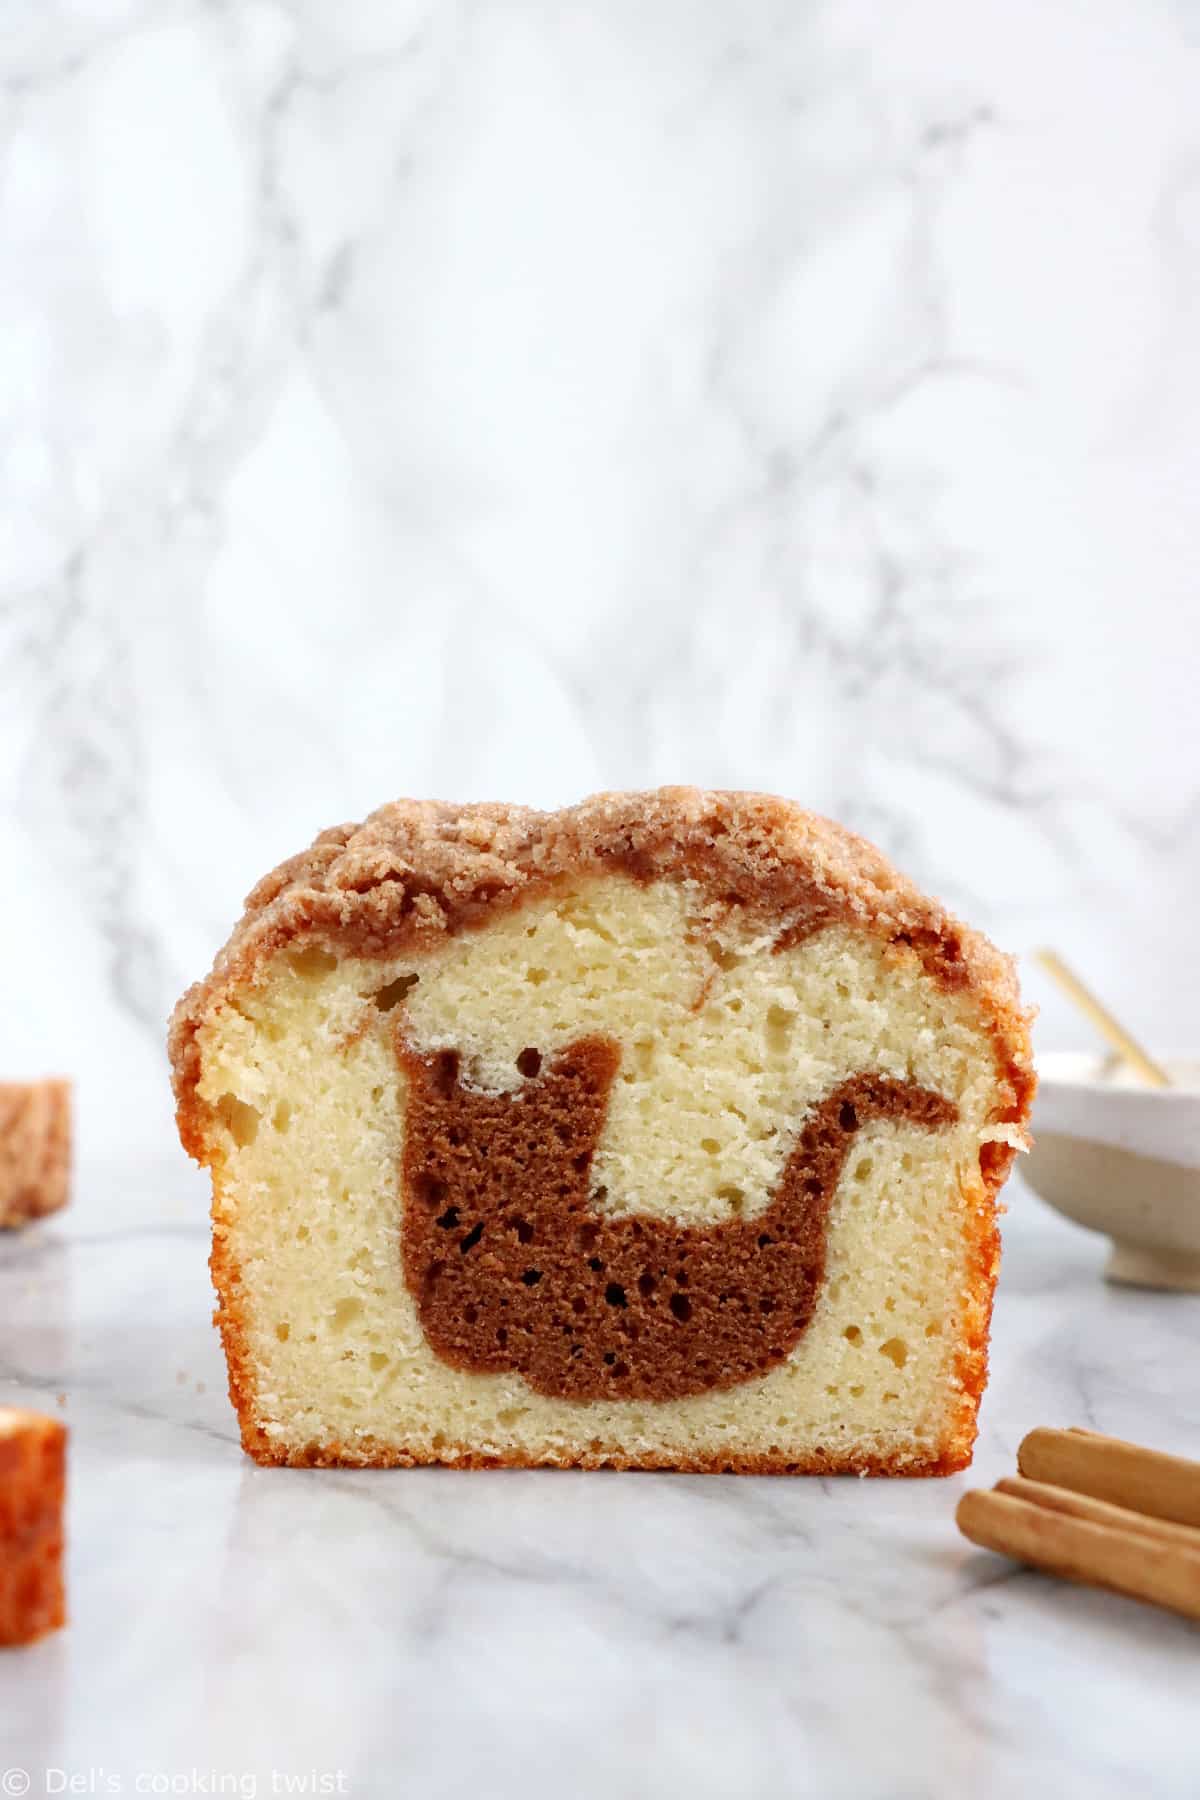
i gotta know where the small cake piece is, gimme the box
[170,789,1034,1475]
[0,1081,71,1229]
[0,1408,67,1645]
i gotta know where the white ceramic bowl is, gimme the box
[1024,1053,1200,1289]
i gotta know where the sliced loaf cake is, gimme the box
[170,789,1033,1474]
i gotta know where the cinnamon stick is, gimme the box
[994,1476,1200,1550]
[1018,1428,1200,1529]
[956,1488,1200,1623]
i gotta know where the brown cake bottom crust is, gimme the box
[227,1428,977,1478]
[399,1032,958,1403]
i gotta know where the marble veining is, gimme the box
[2,1,1200,1168]
[2,2,1200,1790]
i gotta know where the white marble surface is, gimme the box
[2,1168,1198,1800]
[4,2,1200,1789]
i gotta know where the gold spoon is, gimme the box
[1034,949,1171,1089]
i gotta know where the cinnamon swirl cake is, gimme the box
[169,789,1033,1474]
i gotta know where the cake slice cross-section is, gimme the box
[169,788,1034,1474]
[0,1407,67,1645]
[0,1081,71,1229]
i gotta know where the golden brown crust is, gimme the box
[172,788,1034,1474]
[0,1081,71,1230]
[209,1198,250,1455]
[226,1427,973,1477]
[0,1408,67,1645]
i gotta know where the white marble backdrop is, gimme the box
[3,0,1199,1164]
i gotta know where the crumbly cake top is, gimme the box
[169,787,1034,1143]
